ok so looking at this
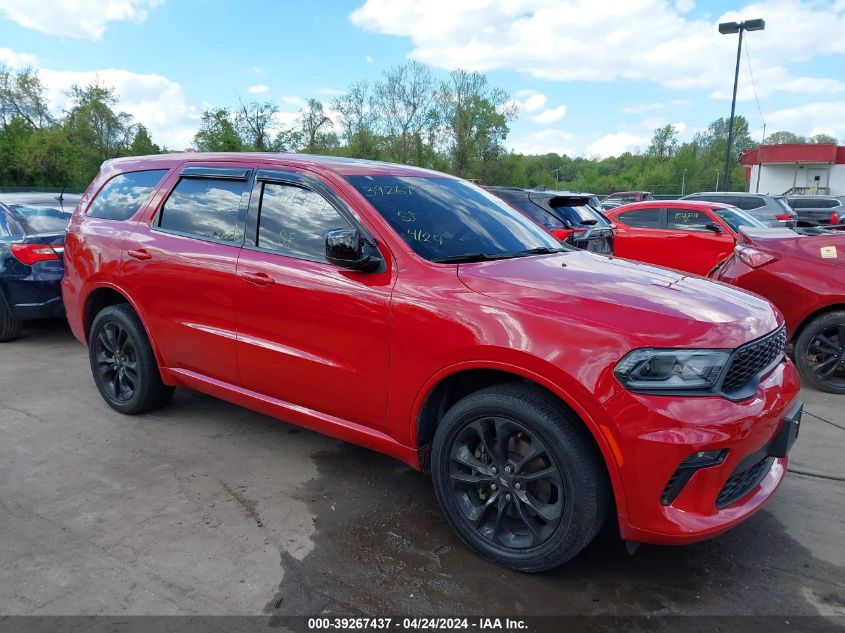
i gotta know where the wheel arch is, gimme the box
[791,302,845,343]
[82,283,167,373]
[413,361,628,520]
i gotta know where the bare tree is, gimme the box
[235,98,279,150]
[298,98,334,154]
[0,65,53,130]
[373,61,437,165]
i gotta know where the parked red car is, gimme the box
[63,153,801,571]
[606,200,767,276]
[711,227,845,394]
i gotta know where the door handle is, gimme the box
[242,271,275,287]
[127,249,152,261]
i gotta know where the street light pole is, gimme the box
[719,18,765,192]
[681,168,687,196]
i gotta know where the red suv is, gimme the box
[63,153,802,572]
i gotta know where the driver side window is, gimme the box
[256,182,351,261]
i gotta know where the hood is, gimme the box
[458,251,780,349]
[740,227,845,267]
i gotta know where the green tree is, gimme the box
[129,124,160,155]
[332,81,380,159]
[437,69,516,178]
[235,99,278,150]
[766,130,806,145]
[646,124,679,160]
[810,133,837,144]
[193,108,243,152]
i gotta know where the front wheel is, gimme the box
[88,304,174,414]
[431,384,610,572]
[794,311,845,394]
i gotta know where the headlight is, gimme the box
[614,349,730,391]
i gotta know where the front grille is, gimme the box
[715,456,774,509]
[721,326,786,392]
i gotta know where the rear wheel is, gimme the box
[88,304,174,414]
[795,311,845,394]
[0,291,22,342]
[431,384,609,572]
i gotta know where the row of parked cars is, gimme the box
[0,154,825,573]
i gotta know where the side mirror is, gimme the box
[325,228,382,272]
[705,222,724,234]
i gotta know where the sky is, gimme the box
[0,0,843,158]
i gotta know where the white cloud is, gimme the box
[675,0,695,13]
[765,101,845,139]
[586,132,649,158]
[523,93,547,112]
[349,0,845,100]
[315,87,344,97]
[37,67,200,150]
[531,105,567,124]
[366,55,374,63]
[622,102,665,114]
[0,0,163,40]
[507,128,576,156]
[0,47,37,67]
[252,66,265,75]
[248,84,269,94]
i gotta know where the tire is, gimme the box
[0,291,22,342]
[431,384,610,572]
[794,311,845,394]
[88,304,174,414]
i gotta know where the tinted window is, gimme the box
[617,208,661,228]
[667,209,710,231]
[88,170,167,221]
[711,206,767,231]
[505,200,562,229]
[257,183,351,260]
[735,196,764,211]
[7,205,71,233]
[345,176,560,261]
[549,198,610,227]
[158,178,246,242]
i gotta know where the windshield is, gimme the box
[8,204,72,234]
[711,206,767,232]
[346,176,562,262]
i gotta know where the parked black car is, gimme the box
[485,187,614,254]
[0,192,80,341]
[786,195,844,225]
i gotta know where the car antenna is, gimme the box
[57,185,65,202]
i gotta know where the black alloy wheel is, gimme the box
[448,417,564,549]
[431,384,609,572]
[88,304,174,414]
[795,311,845,394]
[94,321,139,402]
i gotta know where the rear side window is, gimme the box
[505,200,562,229]
[256,182,351,261]
[158,178,246,243]
[549,198,610,227]
[667,209,710,232]
[616,208,661,228]
[88,170,167,221]
[735,196,764,211]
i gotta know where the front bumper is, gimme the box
[607,355,801,545]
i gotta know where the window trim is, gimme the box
[151,169,254,247]
[617,206,665,230]
[243,168,381,265]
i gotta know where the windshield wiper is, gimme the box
[432,246,567,264]
[432,252,514,263]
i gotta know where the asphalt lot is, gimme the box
[1,319,843,620]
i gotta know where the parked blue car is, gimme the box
[0,192,81,341]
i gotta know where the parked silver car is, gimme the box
[680,192,798,227]
[786,195,844,225]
